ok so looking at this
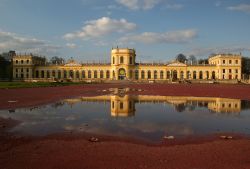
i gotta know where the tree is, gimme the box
[0,55,12,80]
[242,57,250,75]
[188,55,197,64]
[175,53,187,63]
[50,56,65,65]
[198,59,209,64]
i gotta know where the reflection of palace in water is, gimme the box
[64,93,243,117]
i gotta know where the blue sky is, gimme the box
[0,0,250,62]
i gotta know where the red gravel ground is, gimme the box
[1,83,250,169]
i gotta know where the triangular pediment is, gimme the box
[167,61,187,67]
[64,60,81,67]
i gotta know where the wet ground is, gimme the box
[1,83,250,169]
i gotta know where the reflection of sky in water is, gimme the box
[0,96,250,142]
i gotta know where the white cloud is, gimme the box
[120,29,198,44]
[94,41,109,46]
[227,4,250,13]
[164,4,183,10]
[116,0,161,10]
[66,43,77,49]
[63,17,136,40]
[0,30,60,55]
[215,1,222,7]
[107,4,121,10]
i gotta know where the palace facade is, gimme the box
[12,48,242,82]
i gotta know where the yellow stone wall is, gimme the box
[208,54,242,80]
[12,48,242,81]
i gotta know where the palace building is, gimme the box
[12,48,242,82]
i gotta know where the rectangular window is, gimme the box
[27,68,29,72]
[236,60,238,64]
[229,69,231,73]
[223,69,225,73]
[229,60,232,64]
[129,56,133,64]
[120,56,124,64]
[235,69,238,73]
[120,102,123,109]
[223,60,225,64]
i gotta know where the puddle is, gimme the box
[1,89,250,142]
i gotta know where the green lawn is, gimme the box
[0,81,84,89]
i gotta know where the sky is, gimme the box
[0,0,250,62]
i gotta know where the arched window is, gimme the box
[206,71,209,79]
[113,71,115,79]
[113,57,115,64]
[173,70,178,80]
[94,70,98,78]
[141,70,145,79]
[69,70,74,78]
[160,71,164,79]
[82,70,85,78]
[76,71,80,79]
[106,70,110,79]
[16,60,18,64]
[52,70,56,77]
[212,71,216,79]
[148,70,151,79]
[154,70,157,79]
[180,71,184,79]
[64,70,67,78]
[47,70,50,78]
[167,71,171,79]
[100,70,104,78]
[58,70,61,79]
[88,70,92,78]
[27,60,29,64]
[193,71,197,79]
[35,70,39,78]
[41,70,45,78]
[21,60,24,64]
[129,56,133,64]
[199,71,203,79]
[135,70,139,80]
[120,56,124,64]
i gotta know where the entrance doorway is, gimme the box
[172,70,178,80]
[118,68,126,80]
